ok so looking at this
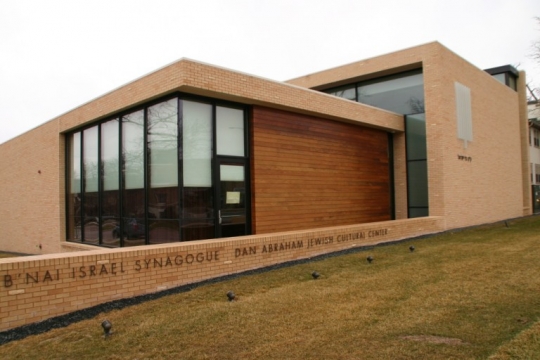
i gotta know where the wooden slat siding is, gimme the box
[251,106,391,234]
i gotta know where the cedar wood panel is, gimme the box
[251,106,391,234]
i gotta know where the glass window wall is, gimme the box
[66,95,248,247]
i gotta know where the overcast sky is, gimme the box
[1,0,539,144]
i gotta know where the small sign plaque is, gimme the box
[226,191,241,204]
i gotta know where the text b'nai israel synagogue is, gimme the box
[0,42,531,331]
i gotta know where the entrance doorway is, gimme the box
[215,158,249,237]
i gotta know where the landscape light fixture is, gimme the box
[227,291,236,302]
[409,245,415,252]
[101,320,112,337]
[311,271,320,279]
[367,256,373,263]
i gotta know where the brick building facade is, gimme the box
[0,42,530,331]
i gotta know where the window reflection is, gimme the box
[183,101,212,187]
[122,110,145,247]
[325,70,424,116]
[327,85,355,100]
[216,106,244,156]
[406,114,428,218]
[83,126,99,244]
[101,119,120,247]
[406,114,427,161]
[182,188,214,241]
[66,95,247,247]
[357,72,424,115]
[182,100,214,241]
[68,132,81,241]
[219,164,246,238]
[148,99,179,244]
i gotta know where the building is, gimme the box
[528,98,540,212]
[0,42,530,331]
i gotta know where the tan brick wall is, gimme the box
[424,45,525,228]
[392,132,408,219]
[0,121,64,255]
[0,217,444,332]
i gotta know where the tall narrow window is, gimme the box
[101,119,120,247]
[182,100,214,241]
[67,132,81,241]
[122,110,146,246]
[148,99,179,244]
[83,126,99,244]
[217,106,244,156]
[406,114,428,218]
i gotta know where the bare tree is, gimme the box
[528,17,540,102]
[532,17,540,64]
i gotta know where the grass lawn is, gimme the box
[1,217,540,359]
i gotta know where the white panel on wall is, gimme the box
[455,82,473,148]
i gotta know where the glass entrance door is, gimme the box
[216,158,248,238]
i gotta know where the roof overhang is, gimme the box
[57,58,404,134]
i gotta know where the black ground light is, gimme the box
[101,320,112,337]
